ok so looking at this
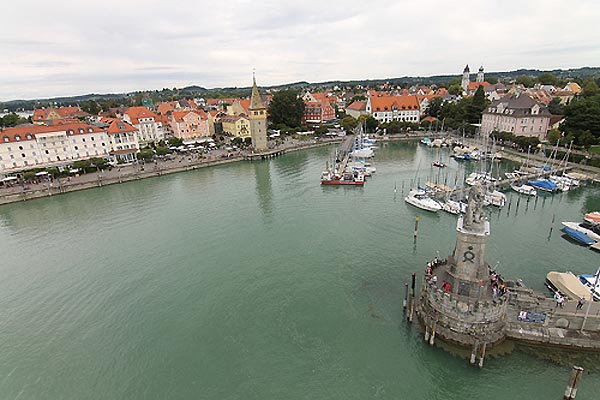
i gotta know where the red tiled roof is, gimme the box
[467,82,491,90]
[1,122,103,143]
[125,106,158,124]
[370,95,420,112]
[346,101,366,111]
[170,110,207,122]
[101,118,138,134]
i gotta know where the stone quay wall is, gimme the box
[417,279,508,347]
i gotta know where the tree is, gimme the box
[465,85,488,123]
[137,149,154,161]
[81,100,100,115]
[516,75,536,88]
[426,97,444,118]
[577,130,596,148]
[547,97,564,115]
[167,137,183,147]
[363,116,379,133]
[0,112,28,127]
[546,128,561,144]
[314,126,329,136]
[448,83,462,95]
[267,89,305,128]
[340,116,359,133]
[537,72,559,86]
[486,77,498,84]
[155,146,172,156]
[561,95,600,140]
[582,80,599,97]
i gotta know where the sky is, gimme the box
[1,0,600,101]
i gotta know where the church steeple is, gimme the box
[461,65,470,92]
[476,66,485,83]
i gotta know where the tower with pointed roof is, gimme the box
[248,74,268,152]
[461,65,470,92]
[476,66,484,83]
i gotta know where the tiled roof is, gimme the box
[100,118,138,134]
[370,95,420,112]
[467,82,491,91]
[170,110,207,122]
[125,106,158,124]
[346,101,366,111]
[1,122,103,142]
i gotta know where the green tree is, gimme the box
[167,137,183,147]
[547,97,564,115]
[81,100,100,115]
[546,128,561,144]
[314,126,329,136]
[340,116,359,133]
[516,75,535,87]
[426,97,444,118]
[0,112,28,127]
[137,149,154,161]
[363,116,379,132]
[537,72,559,86]
[448,83,462,95]
[561,95,600,140]
[155,146,172,156]
[486,77,498,84]
[577,130,596,148]
[582,80,599,97]
[267,89,305,128]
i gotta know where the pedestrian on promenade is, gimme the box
[576,297,585,310]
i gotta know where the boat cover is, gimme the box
[546,271,592,301]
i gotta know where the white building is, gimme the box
[123,106,164,145]
[365,95,420,123]
[0,123,109,174]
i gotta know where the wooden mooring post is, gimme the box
[403,282,409,313]
[563,366,584,400]
[413,216,419,239]
[408,273,416,323]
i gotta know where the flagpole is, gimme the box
[581,265,600,333]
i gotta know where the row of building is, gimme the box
[0,78,270,176]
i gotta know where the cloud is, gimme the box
[1,0,599,100]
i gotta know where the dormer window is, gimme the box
[78,128,84,134]
[15,135,21,141]
[25,133,32,140]
[3,136,9,142]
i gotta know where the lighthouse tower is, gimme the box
[248,74,268,152]
[476,66,485,83]
[461,65,470,91]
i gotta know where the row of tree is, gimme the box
[0,112,31,127]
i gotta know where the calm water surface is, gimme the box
[1,142,599,399]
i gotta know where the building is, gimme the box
[227,99,252,116]
[167,110,210,141]
[32,107,89,125]
[461,65,471,92]
[365,95,420,124]
[303,100,336,124]
[481,94,551,138]
[248,76,268,151]
[122,106,164,145]
[101,118,140,164]
[461,65,492,95]
[0,122,109,173]
[221,114,251,138]
[345,101,367,119]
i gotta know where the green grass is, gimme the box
[589,145,600,155]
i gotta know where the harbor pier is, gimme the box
[414,185,600,368]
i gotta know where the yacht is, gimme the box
[510,183,537,196]
[404,190,442,212]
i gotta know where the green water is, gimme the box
[1,142,599,399]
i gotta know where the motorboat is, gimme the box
[545,271,593,301]
[321,170,365,186]
[561,226,596,246]
[560,222,600,242]
[404,190,442,212]
[578,274,600,301]
[466,172,496,186]
[510,183,537,196]
[484,190,506,207]
[440,199,467,215]
[584,212,600,225]
[527,179,559,193]
[431,161,446,168]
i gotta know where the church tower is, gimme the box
[249,74,268,152]
[476,66,484,83]
[461,65,470,91]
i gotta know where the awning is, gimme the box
[35,171,49,176]
[2,176,18,182]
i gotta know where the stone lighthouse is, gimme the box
[416,185,508,366]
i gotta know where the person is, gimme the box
[431,275,438,285]
[577,297,585,310]
[557,294,565,309]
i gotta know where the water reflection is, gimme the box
[253,161,273,219]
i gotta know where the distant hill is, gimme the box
[2,67,598,110]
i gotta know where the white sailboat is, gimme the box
[404,190,442,212]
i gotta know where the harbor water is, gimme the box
[1,141,599,399]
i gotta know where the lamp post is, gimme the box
[581,266,600,333]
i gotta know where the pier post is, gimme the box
[403,283,408,313]
[413,216,419,239]
[478,342,486,369]
[408,273,416,323]
[563,366,584,400]
[470,341,479,365]
[424,326,430,342]
[429,321,436,346]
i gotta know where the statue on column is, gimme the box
[464,185,486,230]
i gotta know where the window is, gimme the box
[21,153,25,158]
[19,146,23,150]
[45,150,49,154]
[3,136,8,142]
[26,134,32,140]
[15,135,21,141]
[74,146,78,150]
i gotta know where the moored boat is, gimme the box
[578,274,600,301]
[484,190,506,207]
[510,183,537,196]
[432,161,446,168]
[404,190,442,212]
[527,179,559,193]
[545,271,593,301]
[584,212,600,225]
[561,226,596,246]
[560,222,600,242]
[321,170,365,186]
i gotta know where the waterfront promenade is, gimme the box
[0,136,343,205]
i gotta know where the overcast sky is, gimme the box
[1,0,599,101]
